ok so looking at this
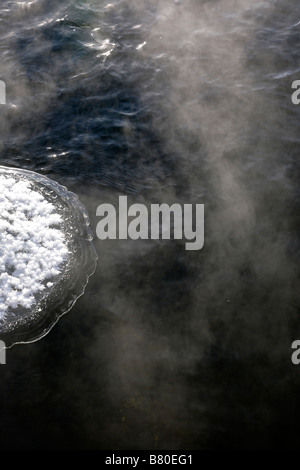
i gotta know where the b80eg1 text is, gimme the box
[149,455,192,465]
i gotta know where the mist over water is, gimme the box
[0,0,300,449]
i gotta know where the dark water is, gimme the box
[1,0,300,450]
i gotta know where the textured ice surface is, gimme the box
[0,166,97,347]
[0,175,68,319]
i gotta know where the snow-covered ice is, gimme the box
[0,175,68,319]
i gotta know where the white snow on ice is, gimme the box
[0,175,68,319]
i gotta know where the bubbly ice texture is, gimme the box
[0,175,68,319]
[0,166,97,348]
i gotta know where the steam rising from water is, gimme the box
[0,0,299,450]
